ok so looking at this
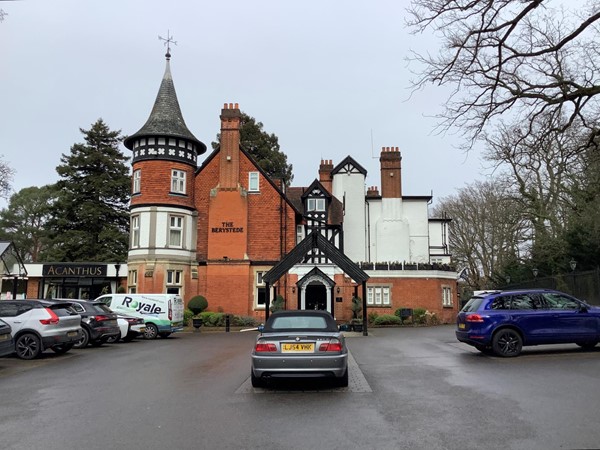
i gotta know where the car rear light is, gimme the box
[39,308,60,325]
[94,315,111,322]
[255,342,277,352]
[466,314,485,323]
[319,338,343,352]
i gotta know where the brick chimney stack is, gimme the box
[366,186,380,198]
[219,103,241,189]
[319,159,334,193]
[380,147,402,198]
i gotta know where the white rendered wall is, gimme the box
[332,171,366,261]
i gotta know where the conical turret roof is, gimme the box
[124,56,206,154]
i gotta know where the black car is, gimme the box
[52,299,120,348]
[0,318,14,357]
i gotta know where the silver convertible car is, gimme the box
[251,310,349,388]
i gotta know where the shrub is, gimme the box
[368,311,379,324]
[203,312,226,327]
[270,295,285,313]
[183,309,194,326]
[351,296,362,319]
[188,295,208,316]
[425,310,440,325]
[413,308,427,325]
[117,286,126,293]
[373,314,402,326]
[233,315,258,327]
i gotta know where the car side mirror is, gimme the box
[579,303,589,313]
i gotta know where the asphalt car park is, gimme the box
[2,325,600,450]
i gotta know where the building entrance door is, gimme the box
[305,284,327,311]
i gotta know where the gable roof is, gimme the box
[331,155,368,176]
[197,144,302,216]
[263,232,369,284]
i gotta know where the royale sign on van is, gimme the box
[121,296,163,314]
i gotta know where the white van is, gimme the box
[95,294,184,339]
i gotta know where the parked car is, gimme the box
[0,300,82,359]
[106,315,146,343]
[250,310,349,388]
[0,318,14,357]
[49,299,120,348]
[456,289,600,357]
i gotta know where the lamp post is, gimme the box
[569,259,577,272]
[570,259,577,295]
[532,268,538,287]
[114,263,121,293]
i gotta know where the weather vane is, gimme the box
[158,30,177,60]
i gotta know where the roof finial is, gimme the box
[158,30,177,60]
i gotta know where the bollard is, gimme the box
[225,314,230,332]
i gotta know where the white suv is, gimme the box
[0,300,83,359]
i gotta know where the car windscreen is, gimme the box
[266,315,332,331]
[460,297,485,313]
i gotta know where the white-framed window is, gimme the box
[307,198,326,211]
[255,270,275,309]
[296,225,305,244]
[431,257,443,264]
[169,215,183,247]
[128,270,137,294]
[131,215,140,248]
[166,270,183,295]
[133,169,141,194]
[367,286,391,306]
[249,172,260,192]
[442,286,453,307]
[171,169,186,194]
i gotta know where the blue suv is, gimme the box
[456,289,600,357]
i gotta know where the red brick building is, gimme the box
[122,53,458,325]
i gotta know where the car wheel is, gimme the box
[251,371,264,388]
[144,323,158,340]
[105,332,121,344]
[492,328,522,357]
[15,333,42,360]
[576,341,598,350]
[158,332,171,338]
[74,328,90,349]
[336,367,349,388]
[51,343,74,354]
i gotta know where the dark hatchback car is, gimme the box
[456,289,600,357]
[51,299,120,348]
[0,318,14,357]
[251,310,348,388]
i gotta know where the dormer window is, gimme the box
[307,198,326,211]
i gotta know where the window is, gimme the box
[541,293,580,310]
[442,286,453,307]
[307,198,326,211]
[367,286,391,306]
[255,271,273,309]
[133,170,141,194]
[131,215,140,248]
[296,225,305,244]
[166,270,183,295]
[171,169,186,194]
[249,172,259,192]
[128,270,137,294]
[169,215,183,247]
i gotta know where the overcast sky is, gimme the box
[0,0,487,210]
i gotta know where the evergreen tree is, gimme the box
[0,185,56,262]
[45,119,130,262]
[212,112,293,185]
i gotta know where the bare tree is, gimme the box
[434,180,528,290]
[0,156,14,199]
[407,0,600,148]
